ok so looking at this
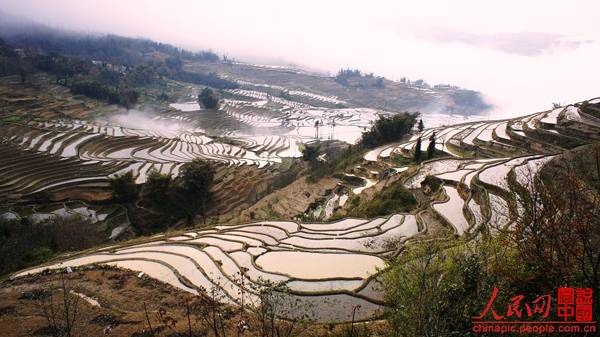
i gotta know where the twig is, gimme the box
[143,303,156,337]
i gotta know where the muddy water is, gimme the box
[323,194,340,220]
[302,218,366,231]
[255,251,384,279]
[286,279,364,292]
[434,186,469,235]
[170,102,201,112]
[105,260,198,295]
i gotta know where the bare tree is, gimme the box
[497,153,600,322]
[249,278,310,337]
[39,273,81,337]
[194,284,234,337]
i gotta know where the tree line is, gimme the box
[0,30,238,109]
[108,159,216,234]
[302,112,418,183]
[333,67,384,88]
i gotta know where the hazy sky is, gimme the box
[2,0,599,118]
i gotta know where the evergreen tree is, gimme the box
[118,86,140,109]
[427,132,436,159]
[198,87,219,109]
[358,112,418,149]
[108,171,137,203]
[414,137,422,163]
[180,159,216,223]
[145,169,172,205]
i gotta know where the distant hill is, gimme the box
[0,11,491,116]
[188,62,491,115]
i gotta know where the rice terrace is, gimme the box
[0,3,599,336]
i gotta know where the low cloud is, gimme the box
[419,28,593,56]
[109,109,185,135]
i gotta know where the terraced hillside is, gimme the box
[1,65,492,211]
[1,51,598,321]
[187,62,491,116]
[15,214,421,322]
[1,201,132,240]
[0,72,414,202]
[356,99,600,235]
[10,96,599,322]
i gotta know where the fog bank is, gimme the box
[1,0,599,117]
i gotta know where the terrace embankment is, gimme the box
[208,159,305,222]
[0,141,127,203]
[232,176,341,222]
[47,185,113,202]
[0,74,126,120]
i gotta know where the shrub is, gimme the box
[349,180,417,218]
[0,216,101,277]
[306,145,365,183]
[422,175,443,193]
[359,112,418,149]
